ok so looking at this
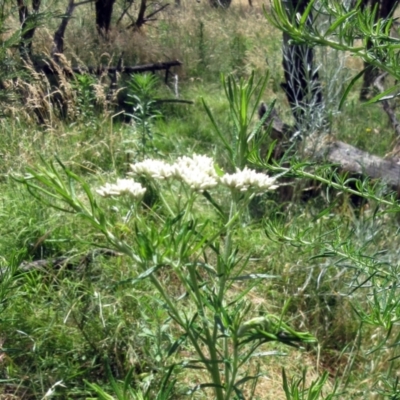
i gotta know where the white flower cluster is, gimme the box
[96,178,146,199]
[101,154,278,197]
[129,159,174,180]
[129,154,218,192]
[172,154,219,192]
[220,167,278,193]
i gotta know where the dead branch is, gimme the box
[126,1,170,29]
[143,3,170,21]
[36,60,182,84]
[37,60,182,75]
[310,138,400,188]
[116,0,134,25]
[51,0,93,61]
[373,73,400,138]
[262,104,400,190]
[0,249,121,275]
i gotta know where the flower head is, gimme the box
[96,178,146,199]
[129,159,174,180]
[220,167,278,193]
[172,154,218,192]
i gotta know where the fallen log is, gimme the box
[264,105,400,190]
[36,60,183,83]
[0,249,121,276]
[308,136,400,188]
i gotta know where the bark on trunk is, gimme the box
[52,0,75,60]
[135,0,147,29]
[95,0,116,34]
[17,0,41,60]
[209,0,232,8]
[281,0,323,130]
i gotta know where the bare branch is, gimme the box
[75,0,94,6]
[51,0,93,60]
[37,60,182,75]
[51,0,75,60]
[116,0,134,25]
[144,3,170,20]
[373,73,400,138]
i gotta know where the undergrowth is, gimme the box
[1,1,400,399]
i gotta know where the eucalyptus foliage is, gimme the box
[267,0,400,104]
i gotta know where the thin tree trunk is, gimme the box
[17,0,41,60]
[281,0,323,130]
[135,0,147,28]
[95,0,116,34]
[209,0,232,7]
[52,0,92,61]
[52,0,74,60]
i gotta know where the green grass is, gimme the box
[2,1,400,399]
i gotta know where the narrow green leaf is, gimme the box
[167,334,187,357]
[122,366,136,397]
[103,360,125,400]
[186,383,224,395]
[282,368,291,399]
[324,10,357,37]
[299,0,317,28]
[84,381,115,400]
[248,99,275,143]
[234,374,262,387]
[202,98,234,160]
[363,85,400,105]
[233,386,246,399]
[338,68,365,110]
[201,190,226,219]
[131,264,163,285]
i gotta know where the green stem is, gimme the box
[218,194,239,395]
[225,336,239,399]
[147,271,212,369]
[186,262,225,399]
[157,185,175,217]
[182,192,196,222]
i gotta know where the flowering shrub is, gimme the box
[18,154,317,399]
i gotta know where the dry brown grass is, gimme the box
[22,1,279,71]
[2,0,288,133]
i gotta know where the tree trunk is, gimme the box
[209,0,232,8]
[17,0,41,60]
[95,0,116,34]
[281,0,323,131]
[135,0,147,29]
[52,0,75,60]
